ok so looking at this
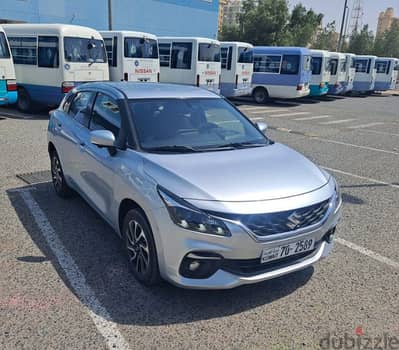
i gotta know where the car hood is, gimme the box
[142,143,329,202]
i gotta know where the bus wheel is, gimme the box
[17,88,34,113]
[253,87,269,104]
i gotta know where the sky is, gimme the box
[288,0,399,33]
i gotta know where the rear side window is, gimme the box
[281,55,300,75]
[254,55,281,73]
[0,32,11,59]
[8,36,37,65]
[330,59,338,75]
[159,43,171,67]
[311,57,322,75]
[104,37,118,67]
[90,93,121,137]
[38,36,59,68]
[171,42,192,69]
[221,46,232,70]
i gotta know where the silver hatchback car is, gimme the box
[48,82,342,289]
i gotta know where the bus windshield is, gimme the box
[198,43,220,62]
[0,32,11,59]
[64,37,107,63]
[238,47,253,63]
[124,37,158,59]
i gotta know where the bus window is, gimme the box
[303,55,311,71]
[238,47,253,63]
[281,55,299,75]
[198,43,220,62]
[171,42,192,70]
[350,58,355,68]
[221,46,232,70]
[104,37,117,67]
[9,36,37,65]
[330,59,338,75]
[375,61,388,74]
[254,55,281,73]
[64,37,106,63]
[38,36,59,68]
[355,59,370,73]
[124,37,158,59]
[159,43,171,67]
[0,32,10,58]
[325,58,331,72]
[311,57,322,75]
[340,60,346,73]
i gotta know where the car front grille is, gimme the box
[211,198,331,237]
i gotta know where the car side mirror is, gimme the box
[256,122,268,133]
[90,130,115,148]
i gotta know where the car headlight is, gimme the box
[333,177,342,212]
[158,186,231,237]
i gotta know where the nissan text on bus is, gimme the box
[252,46,312,103]
[3,24,109,112]
[309,49,331,97]
[100,30,160,83]
[0,25,17,106]
[220,41,253,98]
[158,37,221,94]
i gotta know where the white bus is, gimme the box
[328,52,347,95]
[309,49,330,97]
[353,55,377,93]
[158,37,221,94]
[100,30,160,83]
[0,25,17,106]
[374,57,398,91]
[342,53,356,94]
[220,42,253,97]
[3,23,109,112]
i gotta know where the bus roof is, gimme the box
[221,41,253,48]
[253,46,310,55]
[2,23,103,39]
[354,55,378,60]
[100,30,157,40]
[158,37,220,44]
[310,49,330,57]
[375,57,398,62]
[329,52,346,59]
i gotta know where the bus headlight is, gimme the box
[158,186,231,237]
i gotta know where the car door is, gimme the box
[53,91,95,188]
[77,92,122,218]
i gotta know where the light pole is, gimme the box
[337,0,349,51]
[108,0,113,30]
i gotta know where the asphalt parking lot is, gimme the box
[0,93,398,350]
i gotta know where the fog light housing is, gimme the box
[324,227,336,243]
[179,252,223,279]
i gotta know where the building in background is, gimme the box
[218,0,228,31]
[0,0,219,38]
[377,7,399,36]
[222,0,243,27]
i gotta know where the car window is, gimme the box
[90,93,121,137]
[69,91,95,127]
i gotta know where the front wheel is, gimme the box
[253,87,269,104]
[50,150,73,198]
[123,209,160,286]
[17,88,36,113]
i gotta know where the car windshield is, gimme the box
[130,98,269,153]
[64,37,107,63]
[0,32,11,59]
[124,37,158,59]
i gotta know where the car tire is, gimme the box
[123,209,161,286]
[50,150,73,198]
[253,87,269,104]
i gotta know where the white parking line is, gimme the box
[321,166,399,189]
[355,128,399,137]
[251,117,266,121]
[347,122,384,129]
[18,190,131,350]
[320,119,357,125]
[294,115,331,121]
[239,106,267,111]
[267,112,310,118]
[336,238,399,270]
[247,109,290,114]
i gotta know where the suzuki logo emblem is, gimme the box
[286,212,302,230]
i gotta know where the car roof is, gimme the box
[76,82,222,100]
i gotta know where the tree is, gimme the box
[347,25,375,55]
[373,22,399,57]
[312,21,337,51]
[219,24,241,41]
[287,4,323,47]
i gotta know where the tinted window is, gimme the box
[171,42,192,69]
[8,36,37,65]
[311,57,322,75]
[38,36,59,68]
[130,98,268,151]
[330,58,338,75]
[238,47,253,63]
[281,55,300,75]
[64,37,106,63]
[355,59,370,73]
[254,55,281,73]
[90,93,121,136]
[124,37,158,59]
[159,43,171,67]
[104,37,117,67]
[375,61,388,74]
[0,32,11,59]
[198,43,220,62]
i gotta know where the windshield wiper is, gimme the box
[144,145,200,153]
[215,141,268,149]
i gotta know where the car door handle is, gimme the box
[79,141,86,147]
